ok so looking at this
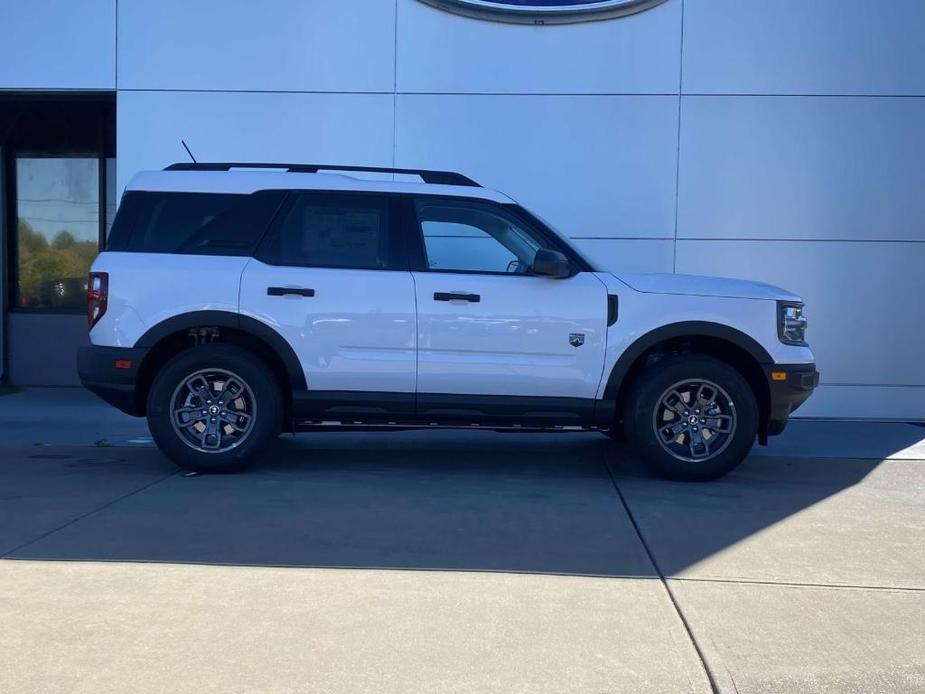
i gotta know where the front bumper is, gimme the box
[77,345,149,416]
[763,363,819,438]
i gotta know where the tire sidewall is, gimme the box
[624,355,758,482]
[147,344,283,473]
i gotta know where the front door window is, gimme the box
[415,201,541,274]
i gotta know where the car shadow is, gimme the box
[1,429,889,578]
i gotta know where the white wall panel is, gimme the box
[675,240,925,394]
[395,94,678,238]
[678,96,925,241]
[798,386,925,421]
[118,0,395,92]
[683,0,925,96]
[572,239,674,274]
[0,0,115,89]
[396,0,681,94]
[117,91,394,194]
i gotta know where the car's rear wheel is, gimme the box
[147,344,283,473]
[623,355,757,481]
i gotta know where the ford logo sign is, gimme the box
[418,0,669,24]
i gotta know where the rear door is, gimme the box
[239,191,416,417]
[407,197,608,423]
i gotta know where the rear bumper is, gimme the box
[763,363,819,438]
[77,345,149,416]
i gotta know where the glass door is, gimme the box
[14,156,100,312]
[0,145,4,381]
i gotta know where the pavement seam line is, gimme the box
[673,575,925,593]
[602,452,723,694]
[0,469,179,559]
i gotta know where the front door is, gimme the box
[239,191,416,418]
[408,197,608,423]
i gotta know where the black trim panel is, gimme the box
[434,292,480,303]
[294,391,415,421]
[765,363,819,435]
[164,162,480,188]
[294,391,603,428]
[607,294,619,326]
[603,321,774,400]
[268,286,314,297]
[78,345,149,416]
[417,393,593,426]
[134,310,307,390]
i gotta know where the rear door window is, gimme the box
[256,192,403,270]
[107,190,285,255]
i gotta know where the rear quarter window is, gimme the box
[106,190,285,255]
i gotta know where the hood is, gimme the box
[615,273,802,302]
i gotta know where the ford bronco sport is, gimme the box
[78,163,818,481]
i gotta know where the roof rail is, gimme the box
[163,162,480,187]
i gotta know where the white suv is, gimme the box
[78,163,818,481]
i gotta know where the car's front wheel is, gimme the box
[147,344,283,473]
[623,355,758,481]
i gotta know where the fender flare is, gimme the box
[603,321,773,400]
[135,310,307,390]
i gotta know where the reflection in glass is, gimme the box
[105,157,117,236]
[417,204,540,274]
[16,157,100,311]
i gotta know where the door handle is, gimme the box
[434,292,480,303]
[267,286,315,297]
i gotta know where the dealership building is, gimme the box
[1,0,923,420]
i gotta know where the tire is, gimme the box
[623,354,757,482]
[147,344,283,473]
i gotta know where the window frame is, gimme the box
[2,95,116,315]
[254,190,410,272]
[404,194,590,277]
[8,153,110,314]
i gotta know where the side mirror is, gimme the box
[532,248,570,278]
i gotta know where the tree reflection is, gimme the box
[17,220,98,310]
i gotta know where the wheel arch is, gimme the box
[605,321,772,442]
[133,311,305,416]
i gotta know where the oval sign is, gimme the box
[418,0,669,24]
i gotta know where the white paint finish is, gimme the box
[413,271,608,398]
[596,278,812,399]
[88,252,249,347]
[795,385,925,421]
[678,96,925,241]
[118,0,395,92]
[618,272,801,302]
[675,240,925,389]
[396,94,679,238]
[571,239,674,274]
[240,261,416,393]
[396,0,681,94]
[0,0,115,89]
[125,170,513,204]
[683,0,925,96]
[117,91,395,195]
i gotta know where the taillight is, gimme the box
[87,272,108,329]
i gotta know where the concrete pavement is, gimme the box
[0,387,923,692]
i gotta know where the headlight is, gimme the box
[778,301,807,345]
